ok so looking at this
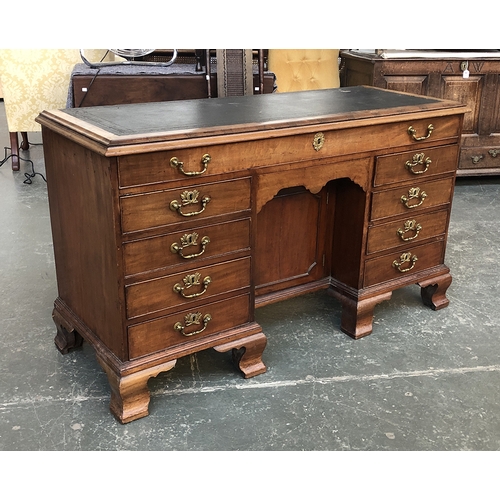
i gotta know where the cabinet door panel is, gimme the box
[441,75,483,135]
[383,75,429,95]
[254,187,328,295]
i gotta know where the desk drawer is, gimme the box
[120,177,251,233]
[364,240,445,287]
[119,147,223,187]
[128,293,251,359]
[374,144,459,187]
[366,209,449,255]
[370,176,454,221]
[118,116,461,188]
[123,218,250,277]
[126,257,251,319]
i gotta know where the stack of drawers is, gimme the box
[365,123,460,291]
[117,151,255,362]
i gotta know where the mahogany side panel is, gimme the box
[42,128,126,359]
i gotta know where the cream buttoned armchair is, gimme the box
[268,49,340,92]
[0,49,111,170]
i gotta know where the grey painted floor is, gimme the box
[1,99,500,454]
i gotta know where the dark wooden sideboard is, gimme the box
[340,50,500,176]
[37,87,466,423]
[69,63,276,108]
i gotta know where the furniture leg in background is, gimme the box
[9,131,29,171]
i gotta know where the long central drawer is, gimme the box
[117,115,461,188]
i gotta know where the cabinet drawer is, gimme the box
[128,293,251,359]
[120,177,251,234]
[126,257,251,319]
[123,218,250,277]
[374,144,459,186]
[119,146,226,187]
[364,240,445,288]
[370,176,454,221]
[366,209,449,255]
[459,146,500,171]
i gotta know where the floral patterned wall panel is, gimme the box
[0,49,109,132]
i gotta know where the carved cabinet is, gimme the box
[340,50,500,176]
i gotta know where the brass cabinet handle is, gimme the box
[489,149,500,158]
[471,155,484,164]
[405,153,431,175]
[401,187,427,209]
[397,219,422,241]
[393,252,418,273]
[170,153,211,176]
[170,189,211,217]
[174,312,212,337]
[408,124,434,141]
[173,272,212,299]
[171,232,211,259]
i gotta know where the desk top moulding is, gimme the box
[37,86,466,422]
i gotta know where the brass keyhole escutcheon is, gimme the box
[313,132,325,151]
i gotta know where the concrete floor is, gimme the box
[1,99,500,453]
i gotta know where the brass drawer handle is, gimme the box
[173,272,212,299]
[393,252,418,273]
[171,232,211,259]
[170,189,211,217]
[489,149,500,158]
[401,187,427,209]
[170,153,211,176]
[397,219,422,241]
[405,153,431,175]
[408,124,434,141]
[174,312,212,337]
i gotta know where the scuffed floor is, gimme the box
[1,100,500,451]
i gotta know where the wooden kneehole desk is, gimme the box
[37,87,466,423]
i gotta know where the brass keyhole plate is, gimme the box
[313,132,325,151]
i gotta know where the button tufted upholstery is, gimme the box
[268,49,340,93]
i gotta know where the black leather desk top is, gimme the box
[36,86,466,154]
[58,86,452,139]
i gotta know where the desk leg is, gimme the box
[419,272,452,310]
[214,332,267,378]
[331,290,392,339]
[53,306,84,354]
[97,354,177,424]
